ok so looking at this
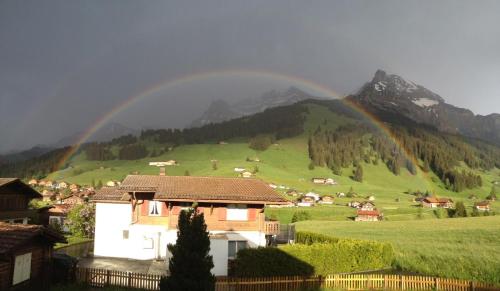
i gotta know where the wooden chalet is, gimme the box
[0,222,66,290]
[422,197,453,208]
[319,195,334,204]
[355,209,382,222]
[474,201,490,211]
[91,175,287,276]
[0,178,42,224]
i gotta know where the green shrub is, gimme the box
[233,235,394,276]
[296,231,339,244]
[291,211,311,223]
[234,247,314,277]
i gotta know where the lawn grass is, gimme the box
[55,235,93,249]
[296,216,500,284]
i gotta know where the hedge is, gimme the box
[233,234,394,277]
[296,231,339,244]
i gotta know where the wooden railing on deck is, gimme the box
[263,220,280,235]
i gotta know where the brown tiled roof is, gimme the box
[0,222,66,254]
[92,187,130,202]
[475,201,490,207]
[47,204,73,214]
[357,210,380,216]
[423,197,452,204]
[116,175,287,204]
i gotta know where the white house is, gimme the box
[92,175,286,276]
[304,192,321,202]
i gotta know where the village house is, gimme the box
[355,209,382,222]
[41,190,55,202]
[311,178,326,184]
[348,201,361,208]
[297,196,315,207]
[359,201,375,211]
[240,171,253,178]
[233,167,246,173]
[45,204,72,232]
[319,195,334,204]
[474,201,491,211]
[0,178,42,224]
[92,175,287,276]
[28,179,38,187]
[304,192,320,202]
[337,192,345,198]
[69,184,79,193]
[57,194,85,205]
[55,182,68,189]
[37,181,46,187]
[422,197,453,208]
[0,222,66,290]
[286,189,299,197]
[324,178,337,185]
[43,181,54,189]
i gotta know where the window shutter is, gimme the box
[172,206,181,215]
[218,207,226,221]
[141,201,149,216]
[248,208,257,221]
[161,202,169,216]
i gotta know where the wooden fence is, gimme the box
[75,268,499,291]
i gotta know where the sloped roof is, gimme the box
[0,177,42,198]
[115,175,287,204]
[357,209,380,216]
[92,187,130,202]
[0,222,66,254]
[474,201,490,207]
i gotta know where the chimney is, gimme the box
[159,167,166,176]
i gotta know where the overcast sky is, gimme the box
[1,0,499,153]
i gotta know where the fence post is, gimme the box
[367,275,371,289]
[470,280,475,291]
[435,277,439,290]
[85,268,89,285]
[128,271,132,288]
[400,274,405,290]
[106,269,110,286]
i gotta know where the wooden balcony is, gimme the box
[263,221,280,235]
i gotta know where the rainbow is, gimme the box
[53,69,427,185]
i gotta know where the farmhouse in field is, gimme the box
[297,196,315,207]
[28,179,38,186]
[319,195,334,204]
[92,175,287,276]
[359,201,375,211]
[240,171,253,178]
[355,209,382,222]
[312,178,326,184]
[233,167,246,173]
[422,197,453,208]
[474,201,490,211]
[0,222,66,290]
[0,178,42,224]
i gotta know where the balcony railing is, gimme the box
[263,220,280,235]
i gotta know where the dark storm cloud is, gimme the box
[1,0,499,152]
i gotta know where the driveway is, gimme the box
[78,257,168,275]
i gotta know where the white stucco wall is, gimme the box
[209,237,228,276]
[95,203,265,276]
[94,203,132,258]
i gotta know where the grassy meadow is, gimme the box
[296,216,500,284]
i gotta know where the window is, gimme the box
[226,204,248,221]
[148,201,162,216]
[228,241,247,259]
[13,252,31,285]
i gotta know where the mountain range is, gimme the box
[348,70,500,145]
[190,86,323,127]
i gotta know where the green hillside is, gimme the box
[44,103,500,220]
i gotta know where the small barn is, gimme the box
[0,223,66,290]
[474,201,490,211]
[355,209,382,222]
[319,195,334,204]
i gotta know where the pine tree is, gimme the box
[454,201,467,217]
[160,207,215,291]
[353,165,363,182]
